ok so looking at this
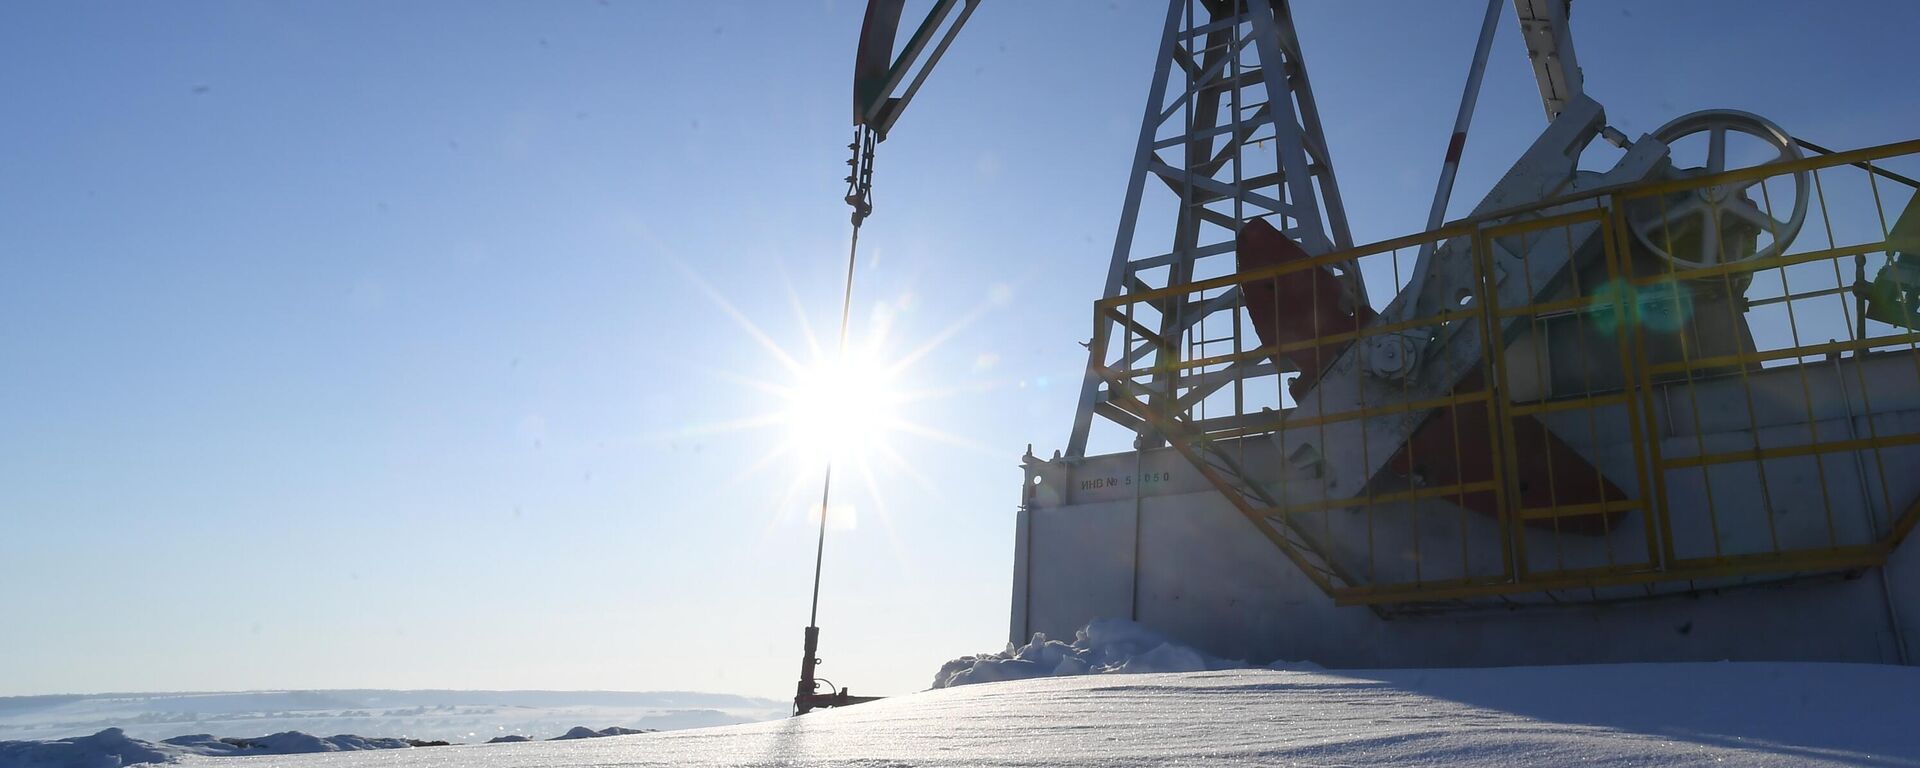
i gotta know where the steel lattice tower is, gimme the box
[1066,0,1358,458]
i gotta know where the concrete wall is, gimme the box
[1014,488,1916,667]
[1012,354,1920,667]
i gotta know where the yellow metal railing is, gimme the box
[1095,138,1920,606]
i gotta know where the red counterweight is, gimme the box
[1236,218,1375,400]
[1235,219,1626,535]
[1387,370,1629,535]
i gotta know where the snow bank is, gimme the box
[932,619,1287,689]
[183,732,413,754]
[0,728,420,768]
[548,726,648,741]
[0,722,656,767]
[0,728,179,768]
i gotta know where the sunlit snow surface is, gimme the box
[179,664,1920,767]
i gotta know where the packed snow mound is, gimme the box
[0,721,654,766]
[932,618,1291,689]
[0,728,177,768]
[197,731,413,753]
[548,726,649,741]
[0,728,422,768]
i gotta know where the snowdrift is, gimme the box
[932,618,1299,688]
[0,723,667,768]
[166,732,414,754]
[548,727,649,740]
[0,728,419,768]
[0,728,176,768]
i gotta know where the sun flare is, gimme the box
[675,264,1006,542]
[784,351,900,465]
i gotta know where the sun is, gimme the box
[784,349,900,465]
[671,263,1004,542]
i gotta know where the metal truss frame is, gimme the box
[1066,0,1357,459]
[1094,138,1920,609]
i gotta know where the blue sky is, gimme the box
[3,1,1918,699]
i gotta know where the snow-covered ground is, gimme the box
[154,663,1918,767]
[9,625,1917,766]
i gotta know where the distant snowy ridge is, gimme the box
[0,689,784,743]
[0,724,657,768]
[549,726,650,740]
[0,728,178,768]
[932,618,1305,689]
[161,732,415,754]
[0,727,416,768]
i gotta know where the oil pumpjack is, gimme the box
[799,0,1920,710]
[794,0,978,716]
[1014,0,1920,667]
